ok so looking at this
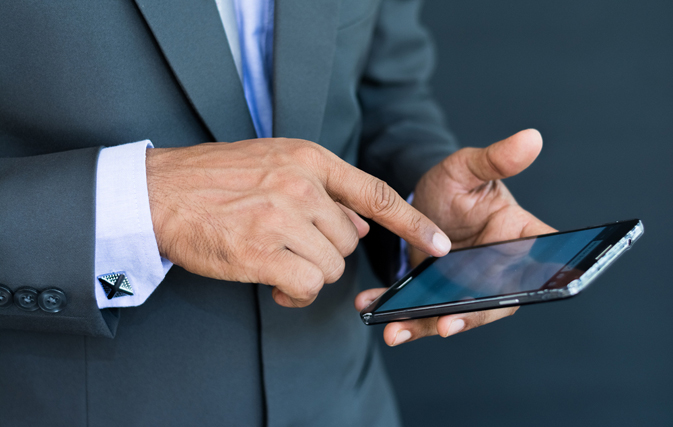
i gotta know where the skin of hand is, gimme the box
[146,137,452,308]
[354,129,558,346]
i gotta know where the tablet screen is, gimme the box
[375,226,611,313]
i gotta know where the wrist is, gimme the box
[146,147,172,258]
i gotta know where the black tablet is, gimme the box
[361,219,643,325]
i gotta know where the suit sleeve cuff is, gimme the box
[94,140,172,309]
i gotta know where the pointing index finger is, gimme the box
[323,159,450,257]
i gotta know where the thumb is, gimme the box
[456,129,543,188]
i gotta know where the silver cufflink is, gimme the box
[98,272,134,299]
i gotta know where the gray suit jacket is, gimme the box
[0,0,457,425]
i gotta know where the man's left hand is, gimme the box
[354,129,557,346]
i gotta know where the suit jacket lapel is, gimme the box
[133,0,256,142]
[273,0,342,142]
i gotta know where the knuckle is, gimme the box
[367,179,398,216]
[439,148,466,174]
[294,140,323,164]
[483,145,508,178]
[287,177,320,200]
[408,212,422,234]
[249,245,284,284]
[300,267,325,299]
[323,256,346,284]
[340,229,359,257]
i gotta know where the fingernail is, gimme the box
[432,232,451,254]
[444,319,465,337]
[392,330,412,346]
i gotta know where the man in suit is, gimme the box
[0,0,552,425]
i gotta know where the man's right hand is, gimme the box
[146,138,451,308]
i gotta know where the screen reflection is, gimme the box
[377,227,606,313]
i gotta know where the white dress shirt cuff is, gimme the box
[95,140,172,308]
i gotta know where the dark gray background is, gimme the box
[379,1,672,426]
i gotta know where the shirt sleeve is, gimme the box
[94,140,172,309]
